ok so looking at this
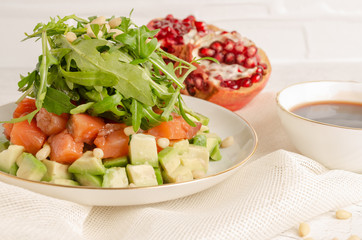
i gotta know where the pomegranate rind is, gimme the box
[148,18,271,111]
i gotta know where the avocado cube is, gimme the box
[154,167,163,185]
[74,173,102,187]
[158,147,180,174]
[103,156,128,168]
[206,137,222,161]
[172,139,189,155]
[129,134,158,167]
[210,144,222,161]
[102,167,129,188]
[190,134,207,147]
[126,164,158,187]
[68,151,106,175]
[0,145,24,174]
[50,178,80,186]
[0,136,10,152]
[16,153,47,181]
[180,145,209,179]
[163,165,193,183]
[41,159,72,182]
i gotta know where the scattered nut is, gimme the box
[109,29,123,39]
[348,235,360,240]
[336,209,352,219]
[36,143,51,160]
[157,138,170,149]
[93,148,104,159]
[91,16,106,25]
[298,222,310,237]
[65,32,77,43]
[124,126,136,136]
[109,17,122,28]
[221,136,234,148]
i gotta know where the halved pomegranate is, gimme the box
[148,15,271,111]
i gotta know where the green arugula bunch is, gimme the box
[12,14,207,132]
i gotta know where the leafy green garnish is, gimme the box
[5,13,206,131]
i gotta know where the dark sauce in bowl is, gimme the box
[291,101,362,128]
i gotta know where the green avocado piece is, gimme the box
[50,178,80,186]
[103,156,128,168]
[153,167,163,185]
[0,136,10,152]
[126,164,158,187]
[210,144,222,161]
[158,147,180,174]
[190,134,207,147]
[102,167,129,188]
[163,165,193,183]
[172,139,189,155]
[74,173,103,187]
[180,144,209,179]
[129,134,158,167]
[68,151,106,175]
[41,159,72,182]
[0,145,24,174]
[16,153,47,181]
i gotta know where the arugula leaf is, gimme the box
[42,87,75,115]
[54,36,155,106]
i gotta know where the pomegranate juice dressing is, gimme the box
[291,101,362,128]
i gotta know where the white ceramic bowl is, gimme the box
[276,81,362,172]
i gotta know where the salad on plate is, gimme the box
[0,14,225,188]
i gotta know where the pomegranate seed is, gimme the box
[231,84,240,90]
[165,14,174,20]
[223,39,235,52]
[203,82,210,91]
[221,31,228,35]
[186,15,195,23]
[260,63,268,70]
[234,41,245,53]
[213,52,224,62]
[246,46,257,57]
[256,65,264,74]
[240,78,252,88]
[224,53,236,64]
[210,41,223,52]
[237,68,243,73]
[175,35,184,44]
[195,21,206,32]
[187,86,196,96]
[199,47,216,57]
[194,77,204,90]
[251,73,262,83]
[244,58,256,68]
[236,54,246,65]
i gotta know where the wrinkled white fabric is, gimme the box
[2,92,362,240]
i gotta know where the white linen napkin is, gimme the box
[1,92,362,240]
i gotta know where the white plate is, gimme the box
[0,96,257,206]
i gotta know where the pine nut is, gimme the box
[109,17,122,28]
[221,136,234,148]
[109,29,123,39]
[336,209,352,219]
[91,16,106,25]
[93,148,104,159]
[298,222,310,237]
[65,32,77,43]
[36,143,51,160]
[157,138,170,149]
[348,235,360,240]
[124,126,135,136]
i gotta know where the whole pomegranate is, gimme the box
[148,14,271,111]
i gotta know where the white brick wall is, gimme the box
[0,0,361,68]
